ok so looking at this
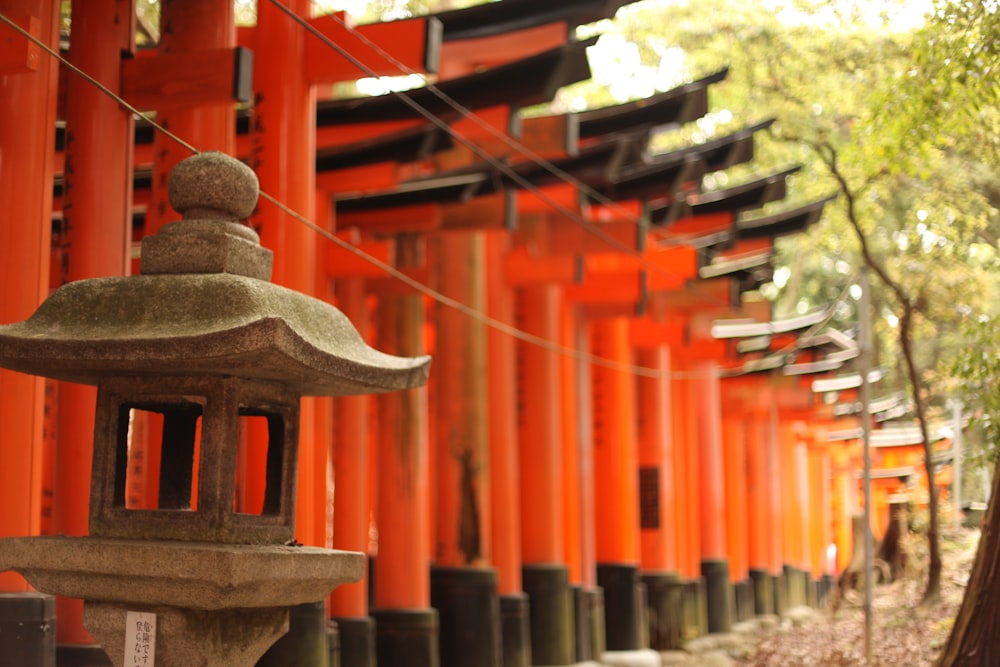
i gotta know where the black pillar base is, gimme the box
[748,569,774,616]
[521,565,574,665]
[331,616,375,667]
[571,586,592,662]
[585,586,606,661]
[372,608,439,667]
[257,601,329,667]
[0,593,55,667]
[733,580,755,623]
[783,565,808,608]
[683,578,707,640]
[499,593,531,667]
[819,573,834,609]
[430,567,501,667]
[329,622,340,667]
[596,563,643,651]
[642,572,685,650]
[700,559,734,634]
[772,573,789,616]
[56,645,112,667]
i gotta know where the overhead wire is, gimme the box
[0,8,854,382]
[267,0,699,283]
[0,9,681,380]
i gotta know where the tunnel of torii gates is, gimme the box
[0,0,957,666]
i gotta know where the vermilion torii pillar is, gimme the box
[591,316,645,653]
[430,228,501,667]
[372,235,436,667]
[54,0,134,656]
[517,283,576,667]
[693,358,735,634]
[0,1,59,662]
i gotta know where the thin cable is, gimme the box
[268,0,690,283]
[0,10,690,380]
[0,14,199,155]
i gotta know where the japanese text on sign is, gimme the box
[125,611,156,666]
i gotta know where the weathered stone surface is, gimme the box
[85,603,287,667]
[0,537,363,610]
[0,272,430,394]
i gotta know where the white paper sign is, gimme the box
[125,611,157,666]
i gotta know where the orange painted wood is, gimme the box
[591,317,640,564]
[588,199,643,224]
[644,246,699,292]
[304,14,439,83]
[432,231,490,567]
[518,113,577,161]
[438,22,568,79]
[637,346,677,573]
[712,237,771,262]
[629,317,686,350]
[671,355,700,578]
[442,193,510,230]
[430,106,512,171]
[547,219,639,256]
[764,404,783,575]
[326,235,394,279]
[517,285,565,564]
[53,0,134,641]
[560,300,584,584]
[0,0,58,593]
[517,182,581,216]
[334,202,442,232]
[121,47,248,110]
[485,231,522,594]
[564,276,642,305]
[145,1,236,238]
[315,119,427,151]
[0,14,38,73]
[374,236,431,609]
[504,247,577,286]
[250,0,327,549]
[696,362,726,560]
[317,162,399,194]
[329,278,373,617]
[722,413,749,582]
[830,441,855,573]
[660,211,732,240]
[745,404,770,571]
[808,431,831,578]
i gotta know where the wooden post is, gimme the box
[430,229,501,667]
[54,0,134,648]
[695,361,733,633]
[0,0,59,593]
[329,276,376,664]
[591,317,643,651]
[485,231,531,667]
[517,284,574,666]
[145,0,236,236]
[636,344,686,650]
[371,235,437,666]
[250,0,326,550]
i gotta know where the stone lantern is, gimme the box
[0,152,430,666]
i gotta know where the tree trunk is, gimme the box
[875,500,907,582]
[936,459,999,666]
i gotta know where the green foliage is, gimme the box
[952,315,1000,464]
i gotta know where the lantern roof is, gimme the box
[0,152,430,396]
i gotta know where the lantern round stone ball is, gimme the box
[168,151,260,222]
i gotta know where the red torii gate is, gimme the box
[0,2,850,667]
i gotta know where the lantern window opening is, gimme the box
[235,406,289,518]
[115,400,205,513]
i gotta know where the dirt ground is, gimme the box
[736,525,980,666]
